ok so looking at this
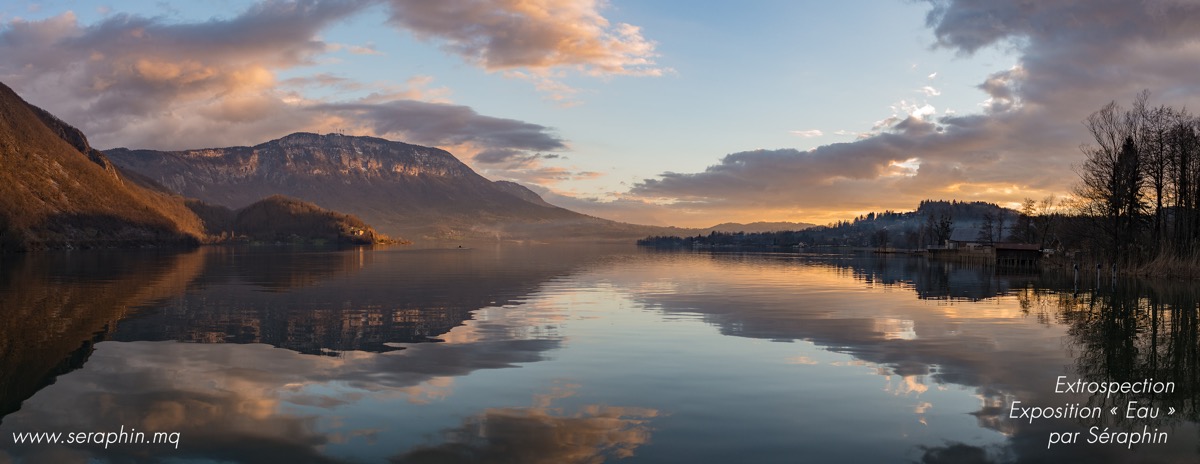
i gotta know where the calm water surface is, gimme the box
[1,245,1198,463]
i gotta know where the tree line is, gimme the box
[1075,91,1200,268]
[638,200,1055,250]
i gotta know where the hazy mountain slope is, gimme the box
[0,81,206,251]
[492,180,557,208]
[704,221,816,233]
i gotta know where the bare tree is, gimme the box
[934,213,954,246]
[1076,100,1146,263]
[978,212,995,246]
[1034,196,1059,249]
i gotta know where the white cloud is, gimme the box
[789,129,824,138]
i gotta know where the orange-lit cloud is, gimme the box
[384,0,662,76]
[382,0,666,104]
[390,403,657,464]
[0,2,578,185]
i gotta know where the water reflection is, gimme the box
[0,245,607,423]
[2,247,1199,462]
[627,251,1200,462]
[0,242,618,463]
[392,388,657,464]
[0,337,576,463]
[0,249,206,423]
[1058,279,1200,425]
[109,245,608,354]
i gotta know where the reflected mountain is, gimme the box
[0,249,206,424]
[0,244,617,429]
[109,245,611,355]
[7,245,1200,462]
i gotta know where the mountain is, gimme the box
[0,81,207,251]
[0,81,408,251]
[107,133,685,240]
[492,180,557,208]
[220,195,392,245]
[704,221,815,234]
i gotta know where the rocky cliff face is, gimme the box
[109,133,476,203]
[107,133,618,240]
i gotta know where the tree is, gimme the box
[874,228,890,250]
[978,212,995,246]
[934,213,954,246]
[995,210,1008,243]
[1033,196,1059,249]
[1076,100,1146,264]
[923,213,937,247]
[1138,96,1171,250]
[1015,198,1037,243]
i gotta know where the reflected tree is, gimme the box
[1057,280,1200,426]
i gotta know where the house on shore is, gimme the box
[946,227,986,250]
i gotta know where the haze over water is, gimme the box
[1,245,1198,463]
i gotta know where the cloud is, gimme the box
[382,0,662,76]
[620,0,1200,224]
[316,99,566,153]
[920,85,941,96]
[0,2,567,182]
[789,129,824,138]
[381,0,666,102]
[389,404,657,463]
[329,42,384,55]
[0,2,364,148]
[503,69,585,106]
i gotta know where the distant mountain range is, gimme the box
[106,132,694,241]
[703,221,816,234]
[0,79,811,249]
[0,81,389,251]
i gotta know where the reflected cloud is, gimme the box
[0,315,560,462]
[390,389,657,464]
[0,333,657,463]
[610,250,1200,462]
[886,374,929,396]
[1,245,612,437]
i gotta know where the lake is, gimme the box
[1,245,1198,463]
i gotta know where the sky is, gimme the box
[3,0,1200,228]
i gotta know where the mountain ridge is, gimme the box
[0,82,404,251]
[107,133,688,241]
[703,221,816,234]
